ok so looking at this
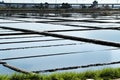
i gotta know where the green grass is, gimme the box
[1,67,120,80]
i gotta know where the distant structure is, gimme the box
[89,0,98,8]
[0,1,119,9]
[0,0,4,3]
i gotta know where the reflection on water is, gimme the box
[54,30,120,43]
[0,12,120,20]
[0,13,109,18]
[91,13,99,18]
[0,13,120,74]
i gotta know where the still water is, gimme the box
[0,13,120,74]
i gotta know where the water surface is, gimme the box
[0,13,120,74]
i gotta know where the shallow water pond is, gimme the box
[0,14,120,74]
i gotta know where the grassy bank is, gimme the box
[1,68,120,80]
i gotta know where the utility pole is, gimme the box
[55,0,57,8]
[32,0,34,3]
[76,0,78,3]
[116,0,119,3]
[10,0,11,3]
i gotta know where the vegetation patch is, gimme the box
[0,67,120,80]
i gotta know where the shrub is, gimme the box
[99,68,120,79]
[0,75,9,80]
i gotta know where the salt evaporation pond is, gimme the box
[0,14,120,74]
[54,30,120,43]
[49,21,120,28]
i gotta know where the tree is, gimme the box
[40,3,43,9]
[61,3,71,9]
[45,2,49,8]
[92,0,98,8]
